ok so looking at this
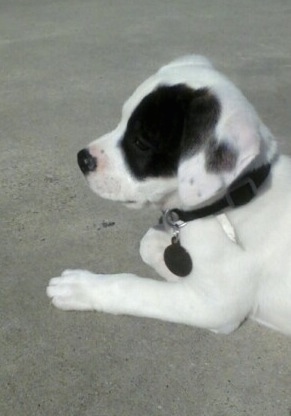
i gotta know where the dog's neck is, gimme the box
[162,163,271,226]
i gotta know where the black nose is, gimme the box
[77,148,97,175]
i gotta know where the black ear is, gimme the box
[181,87,221,156]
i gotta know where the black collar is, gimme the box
[163,164,271,224]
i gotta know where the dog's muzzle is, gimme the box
[77,148,97,175]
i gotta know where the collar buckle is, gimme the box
[163,209,187,230]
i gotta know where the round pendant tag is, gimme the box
[164,242,192,277]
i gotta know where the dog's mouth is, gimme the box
[123,200,148,209]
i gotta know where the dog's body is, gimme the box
[47,55,291,335]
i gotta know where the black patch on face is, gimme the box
[120,84,221,179]
[206,138,238,172]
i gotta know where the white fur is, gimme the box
[47,56,291,335]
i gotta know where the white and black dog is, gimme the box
[47,55,291,335]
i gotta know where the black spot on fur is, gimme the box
[120,84,221,179]
[206,139,237,172]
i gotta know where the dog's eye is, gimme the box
[134,136,152,151]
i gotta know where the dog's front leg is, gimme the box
[47,270,242,332]
[47,270,186,318]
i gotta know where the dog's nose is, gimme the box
[77,148,97,175]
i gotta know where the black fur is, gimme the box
[206,138,238,173]
[120,84,221,179]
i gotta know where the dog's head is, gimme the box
[78,55,277,210]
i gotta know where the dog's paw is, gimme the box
[46,269,105,311]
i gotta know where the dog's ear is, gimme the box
[178,89,262,207]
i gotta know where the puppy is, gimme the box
[47,55,291,335]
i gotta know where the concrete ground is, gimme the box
[1,1,291,415]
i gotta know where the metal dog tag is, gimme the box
[164,236,192,277]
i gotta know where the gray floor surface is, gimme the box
[1,1,291,415]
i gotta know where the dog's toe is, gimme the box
[47,270,98,310]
